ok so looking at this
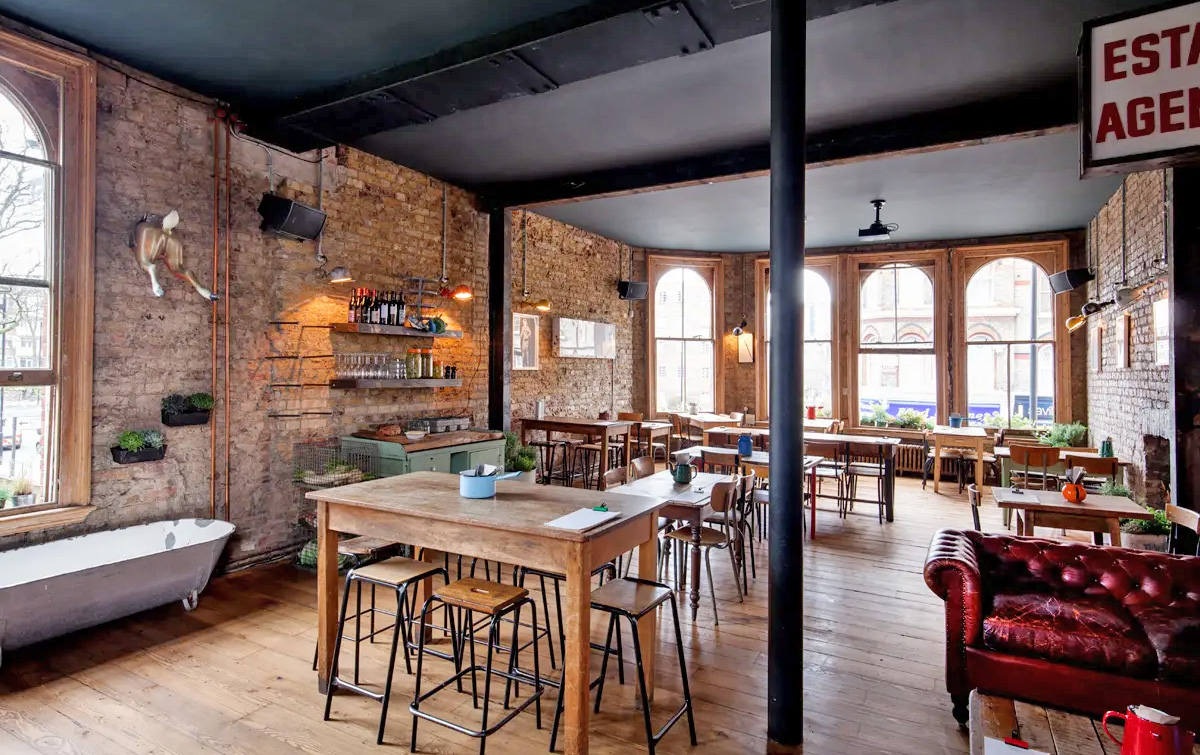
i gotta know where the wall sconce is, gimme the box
[1065,299,1112,332]
[534,298,551,312]
[328,266,353,284]
[452,284,474,301]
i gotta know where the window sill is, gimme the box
[0,505,94,537]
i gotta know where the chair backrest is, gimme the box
[743,462,770,482]
[602,466,627,491]
[709,479,738,514]
[669,413,687,435]
[617,411,644,422]
[629,455,655,481]
[1064,455,1118,477]
[730,412,744,424]
[701,448,739,474]
[1166,504,1200,556]
[1010,443,1060,468]
[967,483,981,531]
[846,441,885,470]
[805,440,841,461]
[743,413,757,424]
[708,431,735,448]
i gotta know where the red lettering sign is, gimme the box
[1104,39,1128,80]
[1128,96,1156,137]
[1096,102,1127,142]
[1192,87,1200,128]
[1161,89,1186,132]
[1132,33,1160,74]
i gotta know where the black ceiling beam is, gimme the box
[477,78,1079,209]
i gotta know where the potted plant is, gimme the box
[10,477,34,507]
[1039,422,1089,448]
[1121,507,1172,552]
[895,408,934,431]
[162,392,213,426]
[503,431,539,483]
[111,429,168,464]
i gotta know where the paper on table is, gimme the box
[544,508,622,531]
[984,737,1048,755]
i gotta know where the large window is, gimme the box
[760,266,833,417]
[0,32,95,525]
[858,263,937,423]
[965,258,1055,428]
[650,259,719,414]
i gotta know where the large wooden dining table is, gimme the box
[520,416,634,471]
[991,487,1152,545]
[307,471,664,755]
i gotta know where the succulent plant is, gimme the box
[118,430,146,452]
[141,429,165,449]
[161,393,190,415]
[187,392,214,411]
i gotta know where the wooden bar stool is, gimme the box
[550,577,697,755]
[322,557,449,745]
[409,578,544,755]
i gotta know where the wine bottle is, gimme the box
[347,288,357,323]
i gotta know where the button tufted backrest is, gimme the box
[967,531,1200,609]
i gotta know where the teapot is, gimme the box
[673,461,698,485]
[1104,706,1195,755]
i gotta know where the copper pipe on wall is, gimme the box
[209,115,220,522]
[223,121,232,524]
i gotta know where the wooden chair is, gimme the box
[664,478,743,625]
[806,440,846,513]
[1063,454,1119,490]
[668,413,697,453]
[845,441,888,523]
[1166,504,1200,556]
[601,466,627,491]
[699,447,739,475]
[743,461,771,540]
[959,447,999,492]
[629,455,656,481]
[921,430,962,491]
[729,412,744,425]
[1009,444,1062,491]
[706,471,757,592]
[967,483,981,531]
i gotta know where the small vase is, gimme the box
[11,493,34,507]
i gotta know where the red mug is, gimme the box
[1103,705,1195,755]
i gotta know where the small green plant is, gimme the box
[161,393,190,415]
[142,429,165,449]
[0,486,10,502]
[1100,480,1133,498]
[1039,422,1088,448]
[119,430,146,452]
[11,477,32,496]
[187,392,214,411]
[1121,506,1171,535]
[503,431,539,473]
[860,401,895,427]
[895,408,933,430]
[979,412,1035,430]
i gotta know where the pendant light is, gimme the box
[732,256,750,336]
[520,210,550,312]
[437,185,473,300]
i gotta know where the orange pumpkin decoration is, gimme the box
[1061,483,1087,503]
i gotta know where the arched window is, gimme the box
[762,268,832,416]
[858,263,936,422]
[651,261,717,413]
[966,257,1055,428]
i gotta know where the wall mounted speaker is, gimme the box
[257,193,326,240]
[1047,268,1095,295]
[618,280,648,300]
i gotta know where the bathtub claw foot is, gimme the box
[182,589,199,611]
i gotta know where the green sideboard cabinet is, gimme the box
[342,431,505,478]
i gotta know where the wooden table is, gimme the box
[806,433,902,522]
[932,425,988,494]
[703,425,767,446]
[676,413,735,431]
[994,445,1129,487]
[615,470,728,620]
[635,420,671,456]
[992,488,1153,546]
[307,471,664,755]
[521,417,634,473]
[970,691,1200,754]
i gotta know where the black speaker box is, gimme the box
[257,193,326,240]
[618,280,648,300]
[1047,267,1095,295]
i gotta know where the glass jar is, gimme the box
[422,349,433,378]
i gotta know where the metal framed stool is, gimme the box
[550,577,697,755]
[530,439,567,486]
[515,562,622,678]
[322,557,449,745]
[410,578,544,755]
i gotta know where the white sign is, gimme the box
[1083,1,1200,175]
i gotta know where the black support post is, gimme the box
[1170,166,1200,551]
[767,0,805,749]
[488,208,512,432]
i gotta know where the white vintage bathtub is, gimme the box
[0,518,234,665]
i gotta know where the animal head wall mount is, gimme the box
[129,210,217,301]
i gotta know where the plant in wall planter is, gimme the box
[112,429,167,464]
[10,477,34,507]
[161,392,213,426]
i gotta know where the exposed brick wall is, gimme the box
[722,253,760,414]
[1084,170,1172,507]
[510,212,645,424]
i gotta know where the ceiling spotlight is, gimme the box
[328,266,353,283]
[732,319,748,337]
[452,284,474,301]
[859,199,898,242]
[534,299,551,312]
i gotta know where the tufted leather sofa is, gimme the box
[924,529,1200,728]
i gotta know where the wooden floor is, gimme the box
[0,477,987,754]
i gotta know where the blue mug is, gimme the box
[738,433,754,456]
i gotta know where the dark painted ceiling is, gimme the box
[536,131,1125,252]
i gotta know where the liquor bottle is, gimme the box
[376,290,387,325]
[347,289,357,323]
[389,291,399,326]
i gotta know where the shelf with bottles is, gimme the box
[330,378,463,390]
[330,322,462,339]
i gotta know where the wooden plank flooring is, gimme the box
[0,477,986,754]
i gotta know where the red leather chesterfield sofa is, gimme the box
[924,529,1200,729]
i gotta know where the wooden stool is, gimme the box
[550,577,696,755]
[322,557,448,745]
[409,578,544,755]
[515,562,622,679]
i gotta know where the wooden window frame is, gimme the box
[754,255,840,420]
[647,254,724,417]
[951,240,1072,425]
[0,30,96,529]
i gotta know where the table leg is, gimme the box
[562,548,592,755]
[975,441,986,497]
[933,437,943,493]
[414,546,440,642]
[623,429,632,468]
[637,521,658,706]
[690,517,702,621]
[809,466,817,536]
[1107,518,1122,547]
[316,500,337,692]
[884,453,896,522]
[600,431,611,486]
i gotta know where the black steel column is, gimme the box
[488,208,512,431]
[1170,167,1200,550]
[768,0,805,748]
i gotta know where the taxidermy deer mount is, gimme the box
[129,210,217,301]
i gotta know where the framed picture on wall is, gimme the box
[1090,325,1103,372]
[1153,297,1170,366]
[737,332,754,364]
[513,313,540,370]
[1117,313,1131,369]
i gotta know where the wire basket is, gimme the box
[293,438,380,490]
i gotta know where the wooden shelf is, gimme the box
[330,322,462,339]
[330,378,462,389]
